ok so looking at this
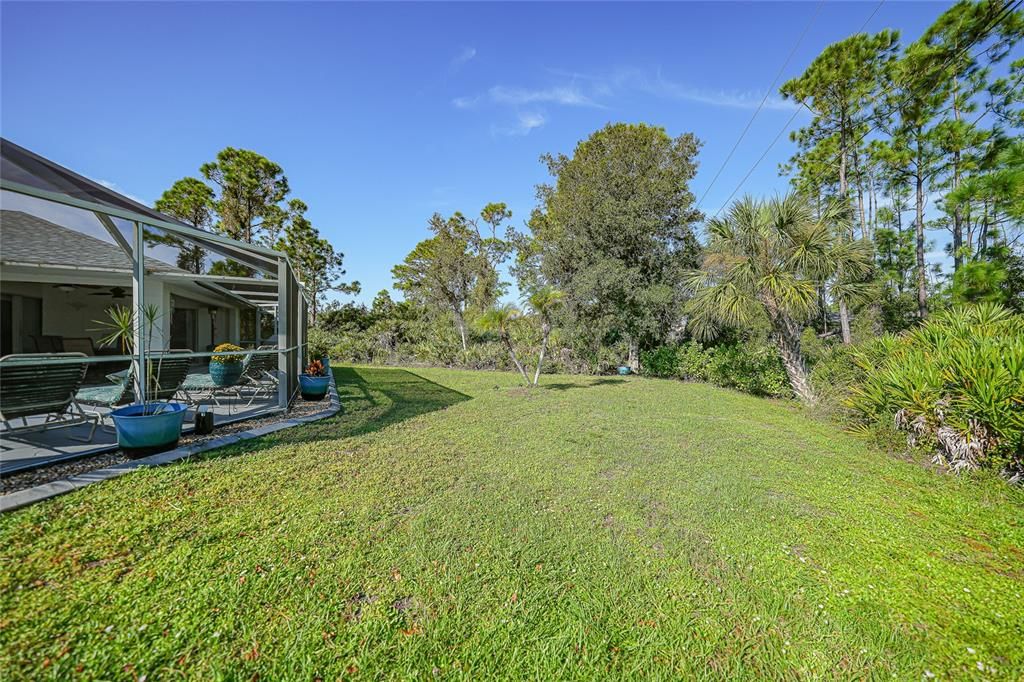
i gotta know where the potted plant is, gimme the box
[95,304,188,456]
[299,359,330,401]
[210,343,245,386]
[110,401,188,455]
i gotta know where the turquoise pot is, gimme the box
[300,374,330,401]
[111,402,187,454]
[617,366,631,376]
[210,360,243,386]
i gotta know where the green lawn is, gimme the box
[1,366,1022,680]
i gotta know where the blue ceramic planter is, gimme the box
[617,366,632,376]
[110,402,187,452]
[299,374,330,401]
[210,360,243,386]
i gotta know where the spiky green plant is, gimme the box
[93,306,135,355]
[92,303,170,412]
[847,303,1024,474]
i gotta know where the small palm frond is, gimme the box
[759,272,818,317]
[686,282,761,330]
[476,303,522,335]
[525,286,565,317]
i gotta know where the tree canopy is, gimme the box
[528,122,703,365]
[156,148,354,319]
[392,209,509,351]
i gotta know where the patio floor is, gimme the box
[0,394,282,476]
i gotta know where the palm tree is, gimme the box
[477,303,531,385]
[683,193,871,404]
[525,286,565,385]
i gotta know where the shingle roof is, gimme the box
[0,210,186,274]
[2,138,192,230]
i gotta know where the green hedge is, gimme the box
[640,341,790,398]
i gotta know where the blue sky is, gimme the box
[2,1,952,305]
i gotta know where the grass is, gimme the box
[1,366,1022,680]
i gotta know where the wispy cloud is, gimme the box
[630,71,798,111]
[488,85,601,108]
[97,179,148,206]
[453,84,601,110]
[450,46,477,71]
[492,111,547,137]
[543,66,800,112]
[452,66,799,138]
[452,94,483,109]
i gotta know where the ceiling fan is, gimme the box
[89,286,128,299]
[52,284,127,299]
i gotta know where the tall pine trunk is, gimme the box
[896,198,905,294]
[853,149,867,239]
[914,167,928,319]
[952,148,963,272]
[952,72,963,272]
[837,138,852,343]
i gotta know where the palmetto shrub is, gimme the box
[847,303,1024,476]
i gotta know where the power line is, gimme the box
[710,109,805,219]
[695,0,825,211]
[969,68,1024,127]
[710,0,888,217]
[717,0,1020,215]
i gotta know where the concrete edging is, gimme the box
[1,379,342,513]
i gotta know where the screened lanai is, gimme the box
[0,138,310,475]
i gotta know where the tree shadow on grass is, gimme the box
[332,366,471,437]
[188,366,471,463]
[542,377,627,391]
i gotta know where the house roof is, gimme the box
[1,139,192,229]
[0,210,187,274]
[1,138,285,277]
[1,138,309,304]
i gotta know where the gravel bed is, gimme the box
[1,397,329,496]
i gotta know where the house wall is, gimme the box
[172,296,237,351]
[0,279,243,354]
[143,279,170,350]
[0,281,121,352]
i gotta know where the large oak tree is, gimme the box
[529,123,703,369]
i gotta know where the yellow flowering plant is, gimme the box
[211,343,245,364]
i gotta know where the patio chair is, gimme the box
[76,350,191,431]
[0,353,98,442]
[144,350,193,402]
[28,335,64,353]
[240,346,279,406]
[75,369,132,433]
